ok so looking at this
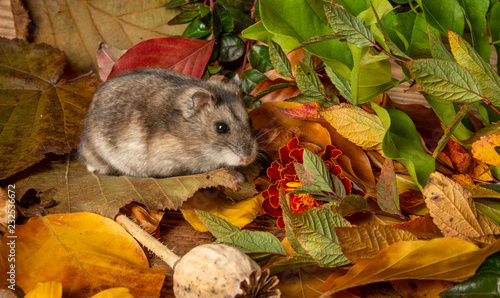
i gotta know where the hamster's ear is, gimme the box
[182,89,215,118]
[229,74,241,88]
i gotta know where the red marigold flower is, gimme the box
[261,138,351,228]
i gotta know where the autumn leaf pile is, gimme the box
[1,0,500,297]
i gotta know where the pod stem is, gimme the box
[115,214,181,269]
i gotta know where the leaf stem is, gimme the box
[240,40,252,78]
[116,214,181,270]
[482,98,500,116]
[251,0,258,20]
[432,102,476,159]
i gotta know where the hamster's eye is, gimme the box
[215,122,230,134]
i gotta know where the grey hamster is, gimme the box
[78,68,258,179]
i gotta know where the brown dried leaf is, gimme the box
[336,225,418,262]
[0,38,98,179]
[422,172,500,240]
[392,214,443,239]
[10,159,239,218]
[0,0,29,39]
[25,0,187,72]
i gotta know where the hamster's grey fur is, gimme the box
[78,68,258,178]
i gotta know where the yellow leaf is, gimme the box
[180,190,264,232]
[0,213,165,297]
[91,288,133,298]
[320,104,384,150]
[336,225,418,262]
[323,238,500,294]
[25,281,62,298]
[471,134,500,167]
[422,172,500,240]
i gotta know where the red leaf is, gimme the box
[107,37,215,80]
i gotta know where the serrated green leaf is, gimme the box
[371,104,435,189]
[216,230,287,260]
[291,32,342,52]
[280,187,307,254]
[294,62,327,101]
[324,4,375,48]
[406,59,484,103]
[325,65,354,104]
[288,185,325,196]
[340,195,370,216]
[449,31,500,106]
[248,44,273,73]
[292,205,351,267]
[253,83,297,101]
[269,40,293,78]
[441,251,500,296]
[302,149,346,199]
[195,210,240,238]
[427,24,454,61]
[267,253,317,275]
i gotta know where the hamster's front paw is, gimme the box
[226,168,246,184]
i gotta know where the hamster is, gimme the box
[78,68,258,179]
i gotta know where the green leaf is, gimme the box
[456,0,491,62]
[212,3,223,37]
[371,104,435,189]
[280,187,307,254]
[288,185,325,197]
[224,7,255,32]
[382,11,431,55]
[217,0,254,11]
[291,33,342,51]
[416,0,464,36]
[216,230,287,260]
[248,44,273,73]
[195,210,240,238]
[269,40,293,78]
[182,19,211,39]
[440,251,500,296]
[218,34,245,63]
[449,31,500,106]
[424,95,474,141]
[475,198,500,226]
[302,149,346,199]
[267,254,317,275]
[427,24,454,61]
[242,21,299,51]
[340,195,370,216]
[406,59,484,103]
[324,4,375,48]
[349,44,396,104]
[294,61,327,101]
[488,0,500,69]
[168,10,199,25]
[292,204,351,267]
[241,69,268,94]
[325,65,354,104]
[259,0,352,76]
[253,83,297,101]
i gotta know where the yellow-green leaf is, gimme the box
[320,104,384,150]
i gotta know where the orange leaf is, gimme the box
[422,172,500,240]
[336,225,418,262]
[392,213,442,239]
[0,213,165,297]
[472,134,500,167]
[323,238,500,294]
